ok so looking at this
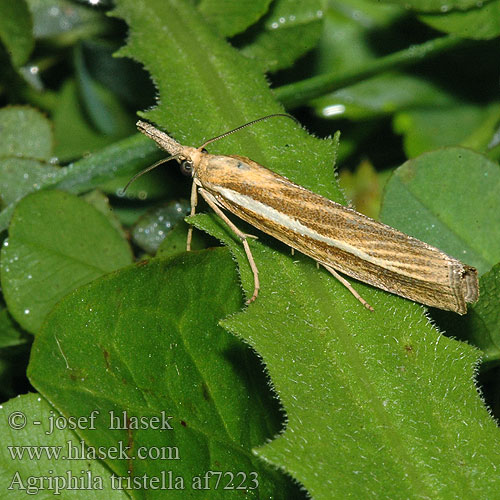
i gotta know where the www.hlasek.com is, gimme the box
[7,439,179,461]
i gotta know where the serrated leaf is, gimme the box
[0,393,127,499]
[420,0,500,39]
[112,1,500,496]
[112,0,340,199]
[0,190,133,334]
[27,249,302,498]
[380,148,500,275]
[240,0,324,72]
[0,0,34,67]
[188,213,500,499]
[0,106,53,161]
[199,0,272,37]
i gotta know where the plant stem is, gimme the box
[274,35,467,108]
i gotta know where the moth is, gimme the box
[126,114,479,314]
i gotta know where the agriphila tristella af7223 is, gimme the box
[125,114,479,315]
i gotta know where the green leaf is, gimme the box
[74,43,135,137]
[315,73,456,120]
[188,214,500,499]
[313,0,403,76]
[131,200,191,254]
[420,0,500,39]
[310,4,456,120]
[156,220,213,259]
[199,0,272,37]
[78,38,155,110]
[338,160,391,219]
[1,190,133,334]
[82,189,127,239]
[0,132,160,233]
[0,158,60,209]
[465,263,500,363]
[112,2,500,496]
[240,0,324,72]
[376,0,486,13]
[112,0,340,200]
[393,103,500,158]
[0,106,53,161]
[0,105,61,218]
[0,393,127,498]
[28,249,301,498]
[380,147,500,276]
[52,79,115,161]
[27,0,108,40]
[0,308,28,349]
[0,0,34,67]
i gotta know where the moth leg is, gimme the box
[198,188,260,304]
[321,263,374,311]
[186,180,198,251]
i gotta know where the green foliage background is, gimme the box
[0,0,499,498]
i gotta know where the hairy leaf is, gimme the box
[28,250,301,498]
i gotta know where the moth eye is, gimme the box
[180,160,194,176]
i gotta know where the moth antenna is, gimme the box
[122,155,178,194]
[198,113,299,150]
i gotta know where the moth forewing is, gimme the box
[136,120,479,314]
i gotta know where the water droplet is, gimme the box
[322,104,346,117]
